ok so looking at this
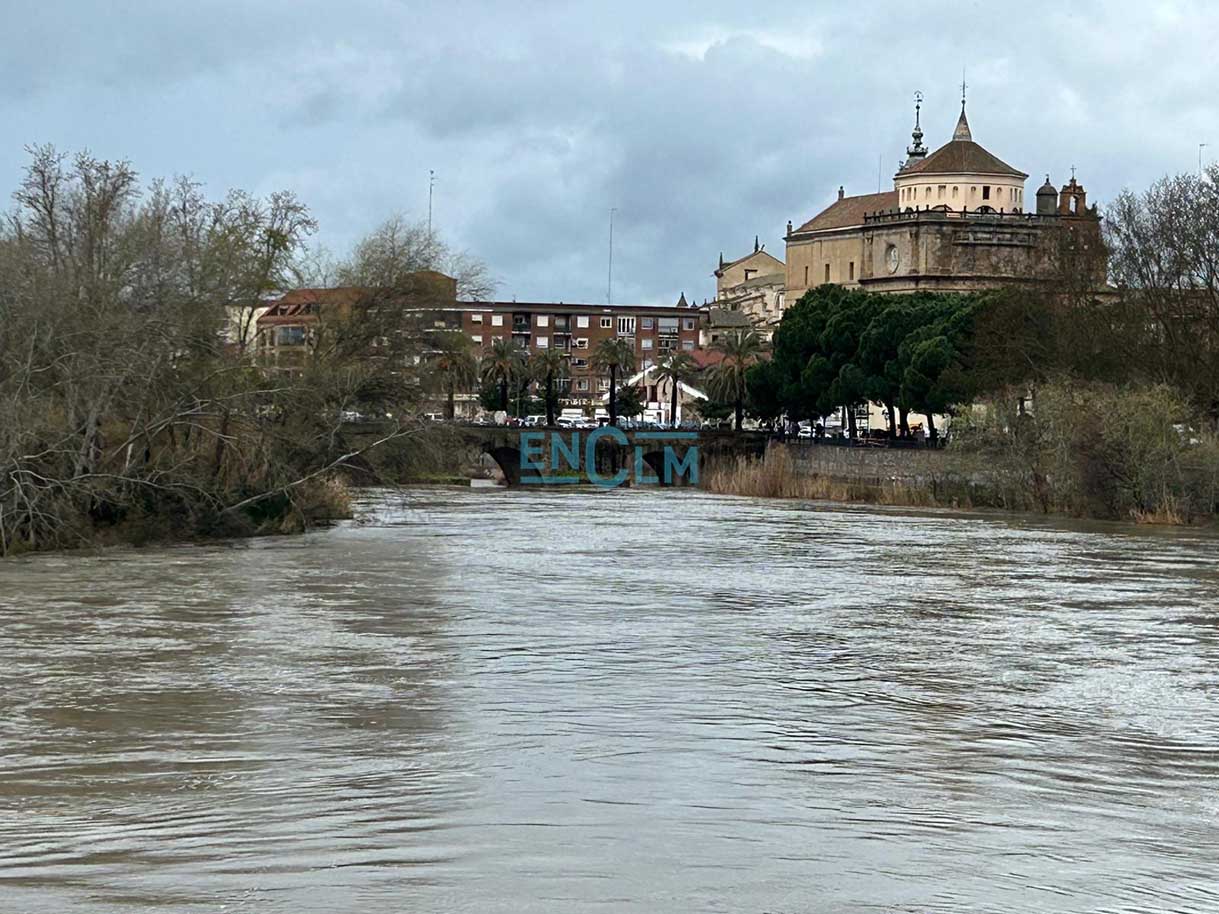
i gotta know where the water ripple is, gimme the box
[1,487,1218,912]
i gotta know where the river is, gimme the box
[2,487,1218,913]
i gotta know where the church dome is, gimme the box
[892,100,1028,213]
[1036,176,1057,197]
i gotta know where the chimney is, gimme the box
[838,186,845,201]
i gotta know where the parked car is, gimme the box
[523,414,547,427]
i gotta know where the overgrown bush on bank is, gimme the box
[0,146,485,556]
[953,382,1219,523]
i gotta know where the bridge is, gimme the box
[440,424,767,487]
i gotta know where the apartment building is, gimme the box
[254,274,709,415]
[457,301,703,409]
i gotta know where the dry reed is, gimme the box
[702,447,965,509]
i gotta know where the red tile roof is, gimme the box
[259,287,367,321]
[901,139,1027,178]
[794,191,898,234]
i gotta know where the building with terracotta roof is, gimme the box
[783,91,1101,299]
[254,276,710,417]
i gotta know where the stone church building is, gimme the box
[784,94,1101,300]
[711,240,787,340]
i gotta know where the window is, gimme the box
[804,265,809,285]
[277,326,305,346]
[641,338,653,350]
[658,316,678,334]
[617,316,636,335]
[572,357,588,368]
[848,261,855,281]
[536,336,549,348]
[471,313,483,323]
[982,186,991,200]
[471,334,483,344]
[682,339,695,351]
[577,315,589,328]
[683,318,695,331]
[600,316,612,329]
[491,314,503,327]
[575,337,588,349]
[536,314,549,327]
[744,269,756,281]
[924,186,931,198]
[576,379,590,391]
[641,317,654,330]
[952,186,959,198]
[598,378,610,390]
[824,264,830,283]
[938,185,946,199]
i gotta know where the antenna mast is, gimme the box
[607,207,617,304]
[428,170,436,236]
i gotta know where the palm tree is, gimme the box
[654,350,698,428]
[530,347,568,426]
[481,336,525,412]
[432,332,479,421]
[591,337,636,426]
[708,328,765,432]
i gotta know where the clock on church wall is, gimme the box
[885,244,899,274]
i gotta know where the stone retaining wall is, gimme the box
[778,441,957,484]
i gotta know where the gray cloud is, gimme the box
[4,0,1218,304]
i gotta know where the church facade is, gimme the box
[783,95,1101,300]
[711,240,787,339]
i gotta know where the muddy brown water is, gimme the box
[2,488,1218,912]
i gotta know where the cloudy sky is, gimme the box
[3,0,1216,304]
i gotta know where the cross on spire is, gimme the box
[1070,164,1076,180]
[961,70,967,111]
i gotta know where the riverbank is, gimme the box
[703,442,1219,526]
[0,421,467,557]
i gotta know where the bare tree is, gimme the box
[338,214,495,300]
[1105,167,1219,422]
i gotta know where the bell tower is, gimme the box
[1059,171,1088,216]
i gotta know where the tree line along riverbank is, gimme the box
[705,388,1219,525]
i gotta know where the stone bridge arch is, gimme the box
[484,444,523,486]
